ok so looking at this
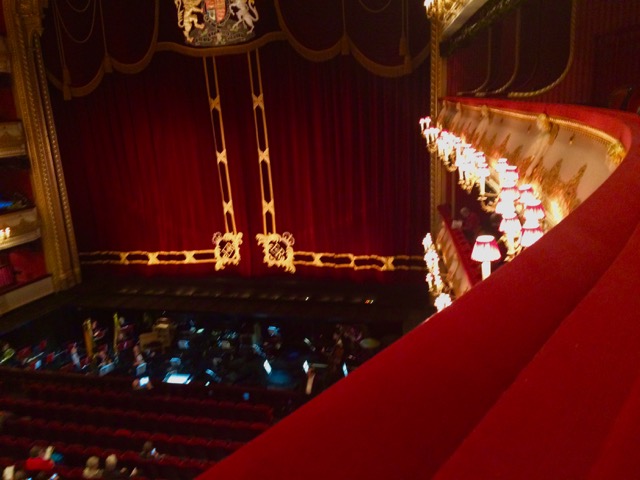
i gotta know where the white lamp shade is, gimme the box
[521,225,544,247]
[499,185,520,203]
[495,197,516,216]
[471,235,501,262]
[495,157,509,173]
[499,213,522,236]
[519,184,538,206]
[524,199,546,221]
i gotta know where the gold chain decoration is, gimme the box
[80,250,220,265]
[247,48,296,273]
[294,252,425,271]
[203,56,243,270]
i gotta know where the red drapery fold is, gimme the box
[49,41,430,281]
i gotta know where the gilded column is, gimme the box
[4,0,81,290]
[429,1,445,235]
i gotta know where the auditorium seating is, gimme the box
[24,382,274,423]
[0,396,267,444]
[0,365,303,416]
[0,360,291,478]
[0,433,210,479]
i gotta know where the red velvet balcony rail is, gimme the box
[198,99,640,480]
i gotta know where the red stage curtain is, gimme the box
[49,41,430,280]
[257,42,430,260]
[50,52,229,276]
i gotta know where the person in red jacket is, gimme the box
[25,446,54,472]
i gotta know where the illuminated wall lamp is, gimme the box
[471,235,501,280]
[500,212,522,258]
[520,222,544,248]
[524,199,545,223]
[518,184,538,207]
[434,292,453,312]
[0,227,10,243]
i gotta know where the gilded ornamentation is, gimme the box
[607,141,626,167]
[508,0,577,98]
[7,0,81,290]
[470,105,493,148]
[440,0,527,57]
[0,208,41,248]
[80,250,221,266]
[211,231,243,270]
[174,0,259,46]
[0,122,27,157]
[256,232,295,273]
[529,158,586,219]
[17,0,45,40]
[521,113,558,181]
[492,133,511,159]
[293,251,424,272]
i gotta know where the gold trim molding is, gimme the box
[79,248,426,273]
[5,0,81,290]
[508,0,576,98]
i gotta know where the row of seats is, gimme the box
[25,382,274,423]
[0,395,267,442]
[0,434,211,479]
[3,417,240,462]
[0,365,304,416]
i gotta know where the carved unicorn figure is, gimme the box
[230,0,259,33]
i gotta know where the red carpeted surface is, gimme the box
[197,102,640,479]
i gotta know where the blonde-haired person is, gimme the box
[82,456,102,479]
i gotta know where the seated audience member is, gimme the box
[82,456,102,479]
[102,454,134,479]
[0,341,15,365]
[140,441,160,460]
[132,345,145,366]
[0,409,16,432]
[132,378,153,391]
[25,446,54,472]
[70,344,82,370]
[13,472,26,480]
[459,206,480,242]
[3,467,26,480]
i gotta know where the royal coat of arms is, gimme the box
[174,0,259,47]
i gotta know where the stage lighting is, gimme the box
[342,363,348,377]
[303,360,309,373]
[263,359,272,375]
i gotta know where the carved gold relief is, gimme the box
[211,231,243,271]
[607,141,626,167]
[255,232,296,273]
[16,0,45,40]
[528,158,586,221]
